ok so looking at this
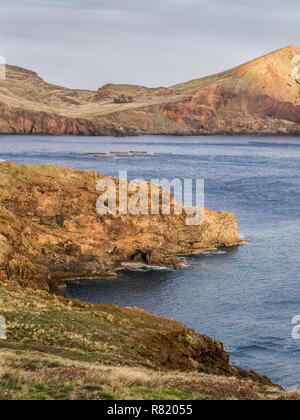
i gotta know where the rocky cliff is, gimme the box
[0,162,289,398]
[0,46,299,136]
[0,162,242,293]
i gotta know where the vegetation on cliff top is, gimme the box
[1,282,299,400]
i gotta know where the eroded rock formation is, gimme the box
[0,162,242,293]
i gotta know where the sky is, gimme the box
[0,0,299,90]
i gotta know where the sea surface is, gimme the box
[1,134,300,389]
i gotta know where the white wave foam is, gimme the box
[121,262,174,271]
[196,248,227,256]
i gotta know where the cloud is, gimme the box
[0,0,299,89]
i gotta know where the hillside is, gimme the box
[1,282,299,400]
[0,46,299,136]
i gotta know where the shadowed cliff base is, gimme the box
[0,46,299,136]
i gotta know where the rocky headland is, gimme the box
[0,162,297,400]
[0,46,299,136]
[0,162,242,293]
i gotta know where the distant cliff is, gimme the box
[0,46,299,136]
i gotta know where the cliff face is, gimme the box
[0,162,242,293]
[0,101,97,136]
[0,46,299,136]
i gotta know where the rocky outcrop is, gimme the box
[0,46,299,136]
[0,101,95,135]
[159,85,300,135]
[0,101,132,137]
[0,162,242,293]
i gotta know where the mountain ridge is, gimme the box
[0,45,299,136]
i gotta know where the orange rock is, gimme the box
[0,46,299,136]
[0,162,243,293]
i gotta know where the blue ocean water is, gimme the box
[1,134,299,389]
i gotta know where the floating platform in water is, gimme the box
[88,150,152,158]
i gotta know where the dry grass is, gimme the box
[0,281,299,400]
[0,65,182,119]
[0,349,299,401]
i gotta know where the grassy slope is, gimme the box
[0,282,299,400]
[0,63,226,119]
[0,66,181,119]
[172,45,300,100]
[1,350,297,401]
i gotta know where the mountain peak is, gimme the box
[226,45,300,104]
[280,45,299,51]
[283,45,300,51]
[244,45,300,67]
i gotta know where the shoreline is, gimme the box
[58,242,246,294]
[0,160,295,395]
[0,132,300,138]
[0,160,298,397]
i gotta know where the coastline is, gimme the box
[1,279,293,400]
[0,157,298,397]
[0,131,299,138]
[0,160,280,397]
[0,161,243,293]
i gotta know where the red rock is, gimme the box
[0,46,299,135]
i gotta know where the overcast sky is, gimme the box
[0,0,299,90]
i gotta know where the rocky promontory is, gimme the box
[0,162,242,293]
[0,161,297,399]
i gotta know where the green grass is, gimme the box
[0,282,299,400]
